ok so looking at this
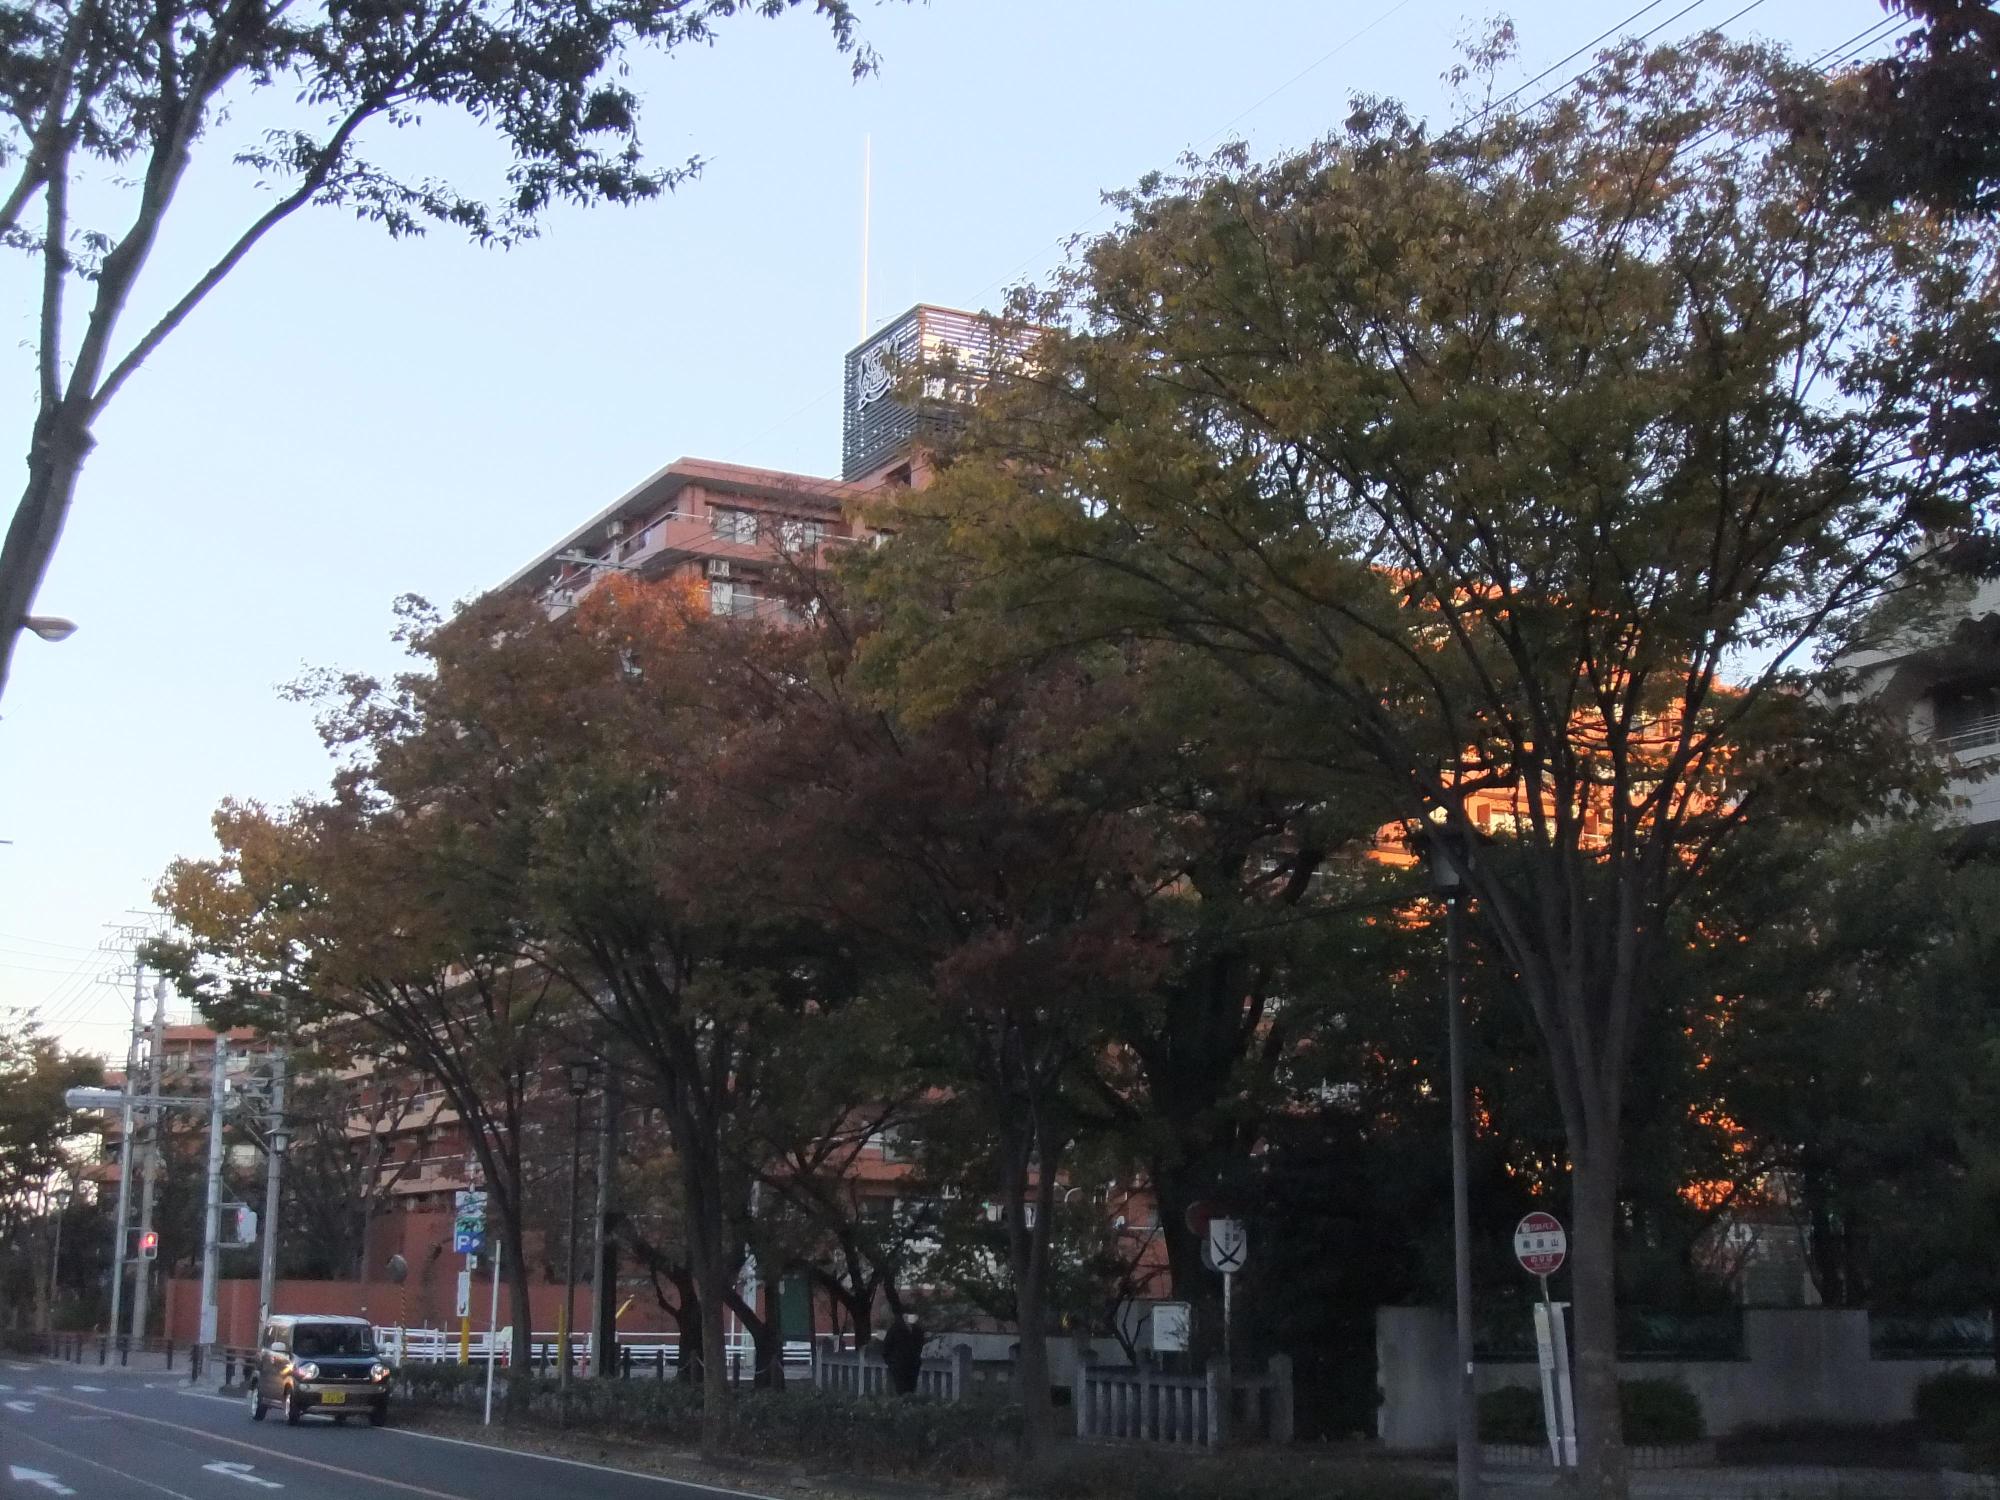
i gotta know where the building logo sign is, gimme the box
[855,341,895,409]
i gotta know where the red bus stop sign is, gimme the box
[1514,1211,1567,1278]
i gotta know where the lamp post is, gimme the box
[560,1059,593,1405]
[1425,824,1480,1500]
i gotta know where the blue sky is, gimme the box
[0,0,1897,1054]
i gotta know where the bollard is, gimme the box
[98,1335,107,1365]
[620,1344,630,1380]
[119,1335,129,1367]
[166,1341,174,1371]
[655,1347,665,1379]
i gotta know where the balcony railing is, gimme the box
[1939,712,2000,757]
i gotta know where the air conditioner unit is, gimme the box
[706,560,732,578]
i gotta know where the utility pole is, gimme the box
[196,1036,228,1350]
[128,978,168,1345]
[104,962,142,1344]
[256,1047,287,1335]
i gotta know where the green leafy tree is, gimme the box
[0,1015,101,1333]
[0,0,881,699]
[868,37,1994,1493]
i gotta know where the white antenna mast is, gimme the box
[860,134,872,339]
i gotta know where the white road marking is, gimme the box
[5,1363,35,1372]
[4,1400,36,1413]
[6,1466,76,1495]
[69,1385,103,1393]
[203,1462,283,1490]
[30,1385,55,1393]
[0,1383,12,1392]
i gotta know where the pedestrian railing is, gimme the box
[40,1332,183,1370]
[1075,1355,1294,1449]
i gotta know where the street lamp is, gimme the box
[560,1058,594,1407]
[1424,821,1480,1500]
[23,615,77,642]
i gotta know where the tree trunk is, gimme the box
[1570,1144,1628,1500]
[505,1214,533,1417]
[2,421,90,698]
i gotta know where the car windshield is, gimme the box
[290,1325,375,1358]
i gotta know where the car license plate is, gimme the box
[320,1391,346,1405]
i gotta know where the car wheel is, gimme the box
[333,1414,347,1426]
[284,1388,303,1426]
[368,1402,388,1428]
[249,1383,266,1423]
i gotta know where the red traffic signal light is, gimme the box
[137,1230,159,1260]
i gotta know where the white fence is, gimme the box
[376,1326,809,1376]
[1075,1356,1294,1449]
[810,1336,975,1400]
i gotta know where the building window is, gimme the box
[779,517,828,551]
[709,580,757,618]
[712,507,757,545]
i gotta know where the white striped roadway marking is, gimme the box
[70,1385,104,1392]
[175,1389,786,1500]
[4,1400,36,1413]
[7,1425,197,1500]
[8,1466,76,1495]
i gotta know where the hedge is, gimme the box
[1010,1448,1443,1500]
[395,1366,1019,1480]
[1477,1376,1703,1445]
[1917,1370,2000,1443]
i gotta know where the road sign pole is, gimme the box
[1222,1271,1233,1370]
[1550,1299,1577,1468]
[458,1256,473,1366]
[483,1239,502,1427]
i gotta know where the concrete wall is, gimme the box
[1377,1306,1994,1448]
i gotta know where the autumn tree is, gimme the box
[867,37,1995,1495]
[154,792,571,1383]
[0,0,883,699]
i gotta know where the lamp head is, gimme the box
[23,615,77,643]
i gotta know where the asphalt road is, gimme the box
[0,1358,778,1500]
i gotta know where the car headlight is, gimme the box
[294,1362,320,1381]
[369,1363,391,1383]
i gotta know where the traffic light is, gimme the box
[137,1230,159,1261]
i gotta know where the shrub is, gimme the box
[1620,1377,1703,1444]
[1917,1370,2000,1443]
[1476,1385,1544,1444]
[396,1368,1019,1480]
[1477,1376,1703,1446]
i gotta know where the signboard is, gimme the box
[226,1205,258,1247]
[1514,1211,1567,1278]
[1150,1302,1191,1354]
[456,1268,472,1319]
[453,1189,487,1256]
[1207,1217,1249,1275]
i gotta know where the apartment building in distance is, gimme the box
[1841,573,2000,837]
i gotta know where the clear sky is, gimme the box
[0,0,1897,1056]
